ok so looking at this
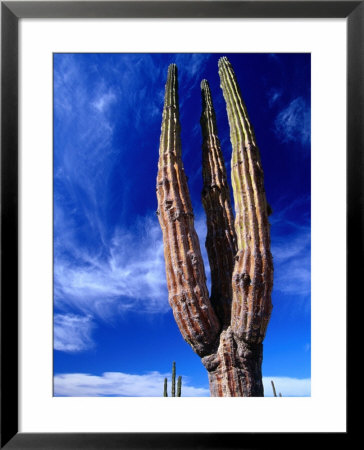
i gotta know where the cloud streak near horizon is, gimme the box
[54,371,310,397]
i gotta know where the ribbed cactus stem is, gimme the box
[163,377,168,397]
[200,79,237,326]
[157,60,273,397]
[156,64,220,357]
[271,380,277,397]
[218,56,273,346]
[177,375,182,397]
[172,361,176,397]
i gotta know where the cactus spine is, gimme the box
[157,58,273,397]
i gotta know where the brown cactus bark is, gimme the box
[157,59,273,396]
[200,79,237,327]
[156,64,220,358]
[199,77,266,397]
[218,56,273,348]
[217,57,273,396]
[202,327,263,397]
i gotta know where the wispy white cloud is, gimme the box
[54,216,169,320]
[53,209,212,353]
[272,231,310,262]
[54,59,120,238]
[274,97,310,146]
[175,54,212,106]
[54,371,210,397]
[92,88,117,113]
[267,88,282,107]
[54,210,213,321]
[270,196,311,308]
[271,227,310,299]
[175,53,210,81]
[263,377,310,397]
[53,58,179,326]
[54,314,95,353]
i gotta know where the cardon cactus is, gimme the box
[157,58,273,397]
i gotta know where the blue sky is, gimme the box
[53,53,311,397]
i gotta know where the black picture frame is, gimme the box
[1,1,356,448]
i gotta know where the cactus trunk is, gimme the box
[203,327,263,396]
[157,59,273,397]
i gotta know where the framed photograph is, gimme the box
[1,1,356,448]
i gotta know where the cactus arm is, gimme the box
[218,57,273,345]
[200,80,238,326]
[156,64,220,357]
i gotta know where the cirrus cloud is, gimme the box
[274,97,310,147]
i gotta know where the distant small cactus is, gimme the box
[271,380,277,397]
[171,361,176,397]
[271,380,283,397]
[177,375,182,397]
[163,362,182,397]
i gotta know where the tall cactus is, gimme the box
[157,59,273,397]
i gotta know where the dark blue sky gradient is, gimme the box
[53,53,311,396]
